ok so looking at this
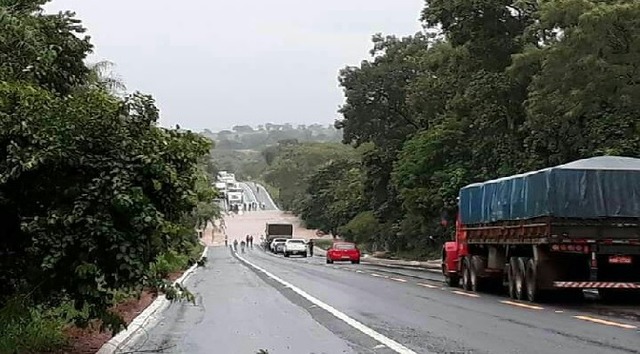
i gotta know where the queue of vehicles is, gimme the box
[264,221,362,263]
[215,171,244,209]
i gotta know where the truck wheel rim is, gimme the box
[515,272,523,296]
[526,267,535,300]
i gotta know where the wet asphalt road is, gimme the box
[240,182,279,211]
[125,242,640,353]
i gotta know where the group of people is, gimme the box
[225,234,255,254]
[243,202,266,211]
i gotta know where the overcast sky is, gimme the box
[45,0,424,131]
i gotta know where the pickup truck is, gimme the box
[283,239,307,258]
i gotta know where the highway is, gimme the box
[121,208,640,354]
[240,181,279,211]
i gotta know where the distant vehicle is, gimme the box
[270,238,288,254]
[326,242,360,264]
[283,239,307,258]
[214,182,227,197]
[264,222,293,249]
[226,184,244,207]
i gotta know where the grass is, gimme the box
[0,298,83,353]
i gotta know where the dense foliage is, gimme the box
[206,124,343,181]
[263,0,640,258]
[0,0,218,346]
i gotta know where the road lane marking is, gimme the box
[574,315,637,329]
[452,290,480,298]
[417,283,439,289]
[390,277,407,283]
[500,300,543,310]
[235,253,418,354]
[371,273,388,278]
[355,270,364,273]
[555,310,564,313]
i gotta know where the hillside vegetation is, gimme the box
[0,2,218,351]
[258,0,640,259]
[206,124,342,180]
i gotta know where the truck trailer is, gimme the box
[442,156,640,302]
[264,222,294,250]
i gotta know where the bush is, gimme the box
[313,239,334,250]
[338,211,381,248]
[0,298,84,353]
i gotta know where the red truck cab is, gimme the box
[442,214,467,286]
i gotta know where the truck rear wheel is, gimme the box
[525,258,541,302]
[507,261,516,299]
[514,257,527,301]
[470,256,486,292]
[461,258,472,291]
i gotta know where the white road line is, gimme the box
[236,253,417,354]
[371,273,388,278]
[574,315,638,329]
[500,300,543,310]
[452,290,480,298]
[390,277,407,283]
[417,283,439,289]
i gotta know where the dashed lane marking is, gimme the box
[355,270,364,273]
[574,315,637,330]
[371,273,388,278]
[235,253,418,354]
[417,283,439,289]
[452,290,480,298]
[500,300,543,310]
[390,277,407,283]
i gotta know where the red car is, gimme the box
[326,242,360,264]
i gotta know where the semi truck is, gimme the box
[442,156,640,302]
[264,222,294,250]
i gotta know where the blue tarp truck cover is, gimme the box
[459,156,640,224]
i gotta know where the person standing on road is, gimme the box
[308,239,314,257]
[233,239,238,251]
[249,235,253,248]
[224,234,228,247]
[246,234,250,246]
[240,240,246,253]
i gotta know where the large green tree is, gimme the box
[513,0,640,167]
[0,1,216,333]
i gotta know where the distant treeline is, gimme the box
[202,123,342,150]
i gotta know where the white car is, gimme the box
[270,238,288,253]
[283,239,307,258]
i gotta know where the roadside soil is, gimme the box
[60,222,217,354]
